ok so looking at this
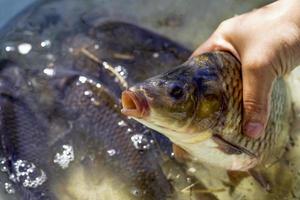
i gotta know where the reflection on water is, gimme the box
[2,0,300,200]
[53,144,74,169]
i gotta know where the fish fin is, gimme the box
[227,170,249,186]
[172,144,190,162]
[248,169,271,192]
[212,135,257,158]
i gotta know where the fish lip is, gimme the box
[121,90,149,119]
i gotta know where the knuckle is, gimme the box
[243,64,261,72]
[243,100,268,116]
[215,18,240,45]
[209,41,223,50]
[243,58,274,74]
[217,19,233,32]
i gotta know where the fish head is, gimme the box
[121,54,226,137]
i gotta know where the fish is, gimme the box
[0,0,209,198]
[55,74,174,200]
[0,60,54,199]
[121,51,293,175]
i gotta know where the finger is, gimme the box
[191,36,216,57]
[191,33,240,60]
[242,63,275,139]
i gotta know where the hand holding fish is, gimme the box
[192,0,300,139]
[121,0,297,190]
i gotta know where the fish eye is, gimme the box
[168,82,184,100]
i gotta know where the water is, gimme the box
[0,0,36,29]
[53,145,74,169]
[0,0,273,48]
[2,0,300,200]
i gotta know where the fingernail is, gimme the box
[244,122,264,139]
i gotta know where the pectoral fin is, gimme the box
[227,170,249,186]
[227,169,270,192]
[172,144,190,163]
[248,169,271,192]
[212,135,257,158]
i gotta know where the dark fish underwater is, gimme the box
[0,0,217,199]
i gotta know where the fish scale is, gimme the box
[201,52,292,167]
[0,77,53,199]
[0,0,204,197]
[124,51,293,171]
[62,75,173,200]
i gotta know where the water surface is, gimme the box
[4,1,300,200]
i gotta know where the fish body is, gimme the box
[122,51,292,171]
[0,61,53,199]
[0,0,194,198]
[59,74,173,200]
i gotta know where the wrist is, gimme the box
[275,0,300,71]
[280,0,300,28]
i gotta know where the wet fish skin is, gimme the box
[0,85,47,164]
[0,0,193,198]
[0,16,192,198]
[61,75,173,200]
[67,20,191,98]
[0,73,53,199]
[124,51,292,171]
[84,21,190,84]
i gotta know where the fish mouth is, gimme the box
[121,90,149,118]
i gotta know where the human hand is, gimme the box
[192,0,300,139]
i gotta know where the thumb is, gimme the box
[242,63,275,139]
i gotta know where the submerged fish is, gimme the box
[0,61,53,199]
[57,74,173,200]
[0,0,207,198]
[121,51,293,173]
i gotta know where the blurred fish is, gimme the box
[0,61,53,199]
[121,52,293,184]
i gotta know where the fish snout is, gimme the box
[121,90,149,118]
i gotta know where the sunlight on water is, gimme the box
[40,40,51,48]
[17,43,32,55]
[43,68,56,77]
[115,65,128,79]
[107,149,117,156]
[4,183,15,194]
[13,160,47,188]
[118,120,127,127]
[0,158,8,173]
[53,145,74,169]
[5,46,15,52]
[131,134,151,150]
